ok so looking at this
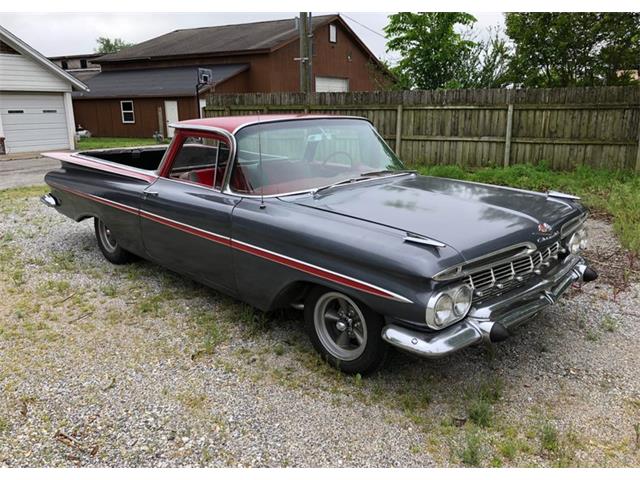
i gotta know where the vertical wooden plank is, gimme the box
[503,103,514,167]
[395,104,403,155]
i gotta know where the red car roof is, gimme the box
[174,114,354,134]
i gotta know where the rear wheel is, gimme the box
[94,218,134,264]
[304,287,388,375]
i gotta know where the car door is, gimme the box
[140,132,240,295]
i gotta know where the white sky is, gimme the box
[0,12,505,61]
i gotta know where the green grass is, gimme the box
[459,429,483,466]
[418,163,640,255]
[76,137,166,150]
[540,421,559,453]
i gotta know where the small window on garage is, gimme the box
[120,100,135,124]
[61,60,68,69]
[80,59,88,69]
[7,110,24,114]
[329,24,337,43]
[42,109,57,113]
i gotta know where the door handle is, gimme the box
[144,191,159,198]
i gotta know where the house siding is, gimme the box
[74,96,198,138]
[0,53,71,92]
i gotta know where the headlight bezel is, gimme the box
[426,284,473,330]
[567,226,588,254]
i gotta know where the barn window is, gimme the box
[329,24,337,43]
[61,60,68,70]
[120,100,135,124]
[80,59,88,69]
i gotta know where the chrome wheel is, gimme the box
[313,292,368,361]
[97,219,118,253]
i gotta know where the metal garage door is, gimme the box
[315,76,349,93]
[0,92,69,153]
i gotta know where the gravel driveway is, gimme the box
[0,186,639,467]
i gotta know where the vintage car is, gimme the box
[41,115,597,374]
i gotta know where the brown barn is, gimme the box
[73,14,392,138]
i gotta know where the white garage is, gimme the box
[0,26,88,155]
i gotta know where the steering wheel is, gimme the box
[321,150,354,166]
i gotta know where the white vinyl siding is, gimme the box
[315,76,349,93]
[0,92,70,152]
[0,53,71,92]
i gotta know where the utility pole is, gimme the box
[296,12,313,93]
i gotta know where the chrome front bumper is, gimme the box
[382,255,591,359]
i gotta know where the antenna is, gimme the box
[258,113,265,209]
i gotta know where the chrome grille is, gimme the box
[465,242,561,297]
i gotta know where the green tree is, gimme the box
[448,27,512,88]
[384,12,477,89]
[505,12,640,87]
[95,37,134,54]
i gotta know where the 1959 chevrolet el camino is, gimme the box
[42,115,598,374]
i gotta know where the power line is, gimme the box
[340,13,387,40]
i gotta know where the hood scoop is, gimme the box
[403,232,446,248]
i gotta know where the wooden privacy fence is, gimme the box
[204,86,640,171]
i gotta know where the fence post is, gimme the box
[503,103,514,168]
[636,123,640,172]
[395,104,403,156]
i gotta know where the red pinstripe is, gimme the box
[51,185,408,302]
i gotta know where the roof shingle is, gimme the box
[97,15,336,63]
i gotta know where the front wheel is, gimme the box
[94,218,134,264]
[304,287,388,375]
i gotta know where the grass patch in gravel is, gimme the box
[76,137,165,150]
[459,428,483,466]
[418,163,640,255]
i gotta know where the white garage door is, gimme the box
[0,92,70,153]
[315,76,349,93]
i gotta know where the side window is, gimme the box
[168,136,230,189]
[329,24,337,43]
[120,100,135,124]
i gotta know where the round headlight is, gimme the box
[433,294,454,327]
[452,285,473,317]
[578,227,588,250]
[567,228,587,254]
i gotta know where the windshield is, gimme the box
[229,118,406,195]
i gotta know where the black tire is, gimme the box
[304,286,388,375]
[94,217,134,264]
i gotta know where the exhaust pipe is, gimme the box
[582,267,598,282]
[474,320,510,343]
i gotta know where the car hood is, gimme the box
[286,174,581,261]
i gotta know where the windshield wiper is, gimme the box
[312,170,415,196]
[360,169,416,177]
[312,177,370,196]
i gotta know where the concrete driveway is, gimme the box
[0,156,59,190]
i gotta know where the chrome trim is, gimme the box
[433,242,537,281]
[425,284,472,330]
[560,212,588,239]
[164,124,238,192]
[382,255,588,358]
[230,115,372,136]
[40,193,58,207]
[403,233,446,248]
[548,190,581,200]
